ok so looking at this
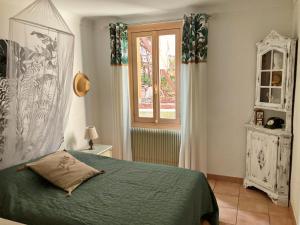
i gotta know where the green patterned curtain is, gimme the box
[182,14,208,64]
[109,23,128,65]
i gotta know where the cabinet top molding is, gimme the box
[257,30,296,50]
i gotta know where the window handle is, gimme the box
[154,84,158,95]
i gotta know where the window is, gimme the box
[128,22,182,128]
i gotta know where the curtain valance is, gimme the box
[182,14,208,64]
[109,23,128,65]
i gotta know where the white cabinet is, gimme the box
[77,144,112,157]
[244,31,296,207]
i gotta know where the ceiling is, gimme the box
[0,0,233,16]
[54,0,222,16]
[0,0,292,17]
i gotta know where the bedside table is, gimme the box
[0,218,25,225]
[79,144,112,157]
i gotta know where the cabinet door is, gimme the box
[248,131,278,191]
[255,48,286,110]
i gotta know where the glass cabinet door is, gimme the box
[258,50,284,107]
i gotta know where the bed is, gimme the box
[0,151,219,225]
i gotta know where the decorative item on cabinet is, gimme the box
[244,30,297,207]
[264,117,284,129]
[255,109,264,126]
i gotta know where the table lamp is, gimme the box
[84,126,99,150]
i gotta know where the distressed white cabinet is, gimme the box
[244,31,296,207]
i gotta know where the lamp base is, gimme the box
[88,140,94,150]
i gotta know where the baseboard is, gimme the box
[207,173,244,184]
[289,202,297,225]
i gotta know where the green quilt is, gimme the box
[0,151,219,225]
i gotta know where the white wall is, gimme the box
[291,0,300,223]
[207,6,293,178]
[85,17,116,145]
[0,2,19,37]
[0,1,87,150]
[62,12,87,150]
[87,2,293,178]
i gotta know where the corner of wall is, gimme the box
[61,11,88,150]
[291,0,300,224]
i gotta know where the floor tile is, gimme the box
[211,181,295,225]
[238,196,268,214]
[239,186,270,201]
[270,214,294,225]
[268,202,291,217]
[214,181,240,196]
[208,179,216,190]
[236,210,269,225]
[215,193,239,209]
[219,207,237,225]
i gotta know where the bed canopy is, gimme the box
[0,0,74,169]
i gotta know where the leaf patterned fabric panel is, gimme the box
[182,14,208,64]
[0,40,8,159]
[0,0,74,170]
[109,23,128,65]
[13,31,58,140]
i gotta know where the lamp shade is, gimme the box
[84,126,99,140]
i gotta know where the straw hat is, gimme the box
[73,72,90,97]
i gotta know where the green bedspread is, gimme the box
[0,151,218,225]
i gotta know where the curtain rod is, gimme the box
[127,19,183,27]
[105,15,212,29]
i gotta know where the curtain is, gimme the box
[179,14,208,174]
[0,40,8,160]
[0,0,74,170]
[109,23,132,161]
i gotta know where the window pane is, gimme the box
[272,50,283,70]
[261,72,270,86]
[159,34,176,120]
[261,51,272,70]
[260,88,270,103]
[136,36,153,118]
[270,88,281,104]
[271,71,282,86]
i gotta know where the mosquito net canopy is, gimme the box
[0,0,74,170]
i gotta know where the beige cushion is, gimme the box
[26,151,102,195]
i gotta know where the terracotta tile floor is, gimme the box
[207,179,295,225]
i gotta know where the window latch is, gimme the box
[154,84,158,95]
